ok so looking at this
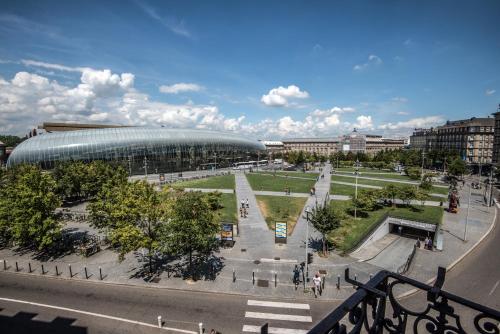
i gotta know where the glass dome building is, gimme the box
[7,127,266,173]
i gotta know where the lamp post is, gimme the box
[304,206,311,285]
[214,153,217,175]
[143,156,148,180]
[464,182,472,242]
[421,151,425,182]
[354,160,359,220]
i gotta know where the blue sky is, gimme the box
[0,0,499,138]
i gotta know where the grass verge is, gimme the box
[328,200,443,253]
[217,193,237,224]
[246,173,316,193]
[256,195,307,234]
[253,171,319,179]
[171,174,235,189]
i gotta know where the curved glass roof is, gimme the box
[7,127,266,167]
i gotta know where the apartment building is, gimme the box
[436,117,494,163]
[409,128,438,151]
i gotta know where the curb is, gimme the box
[0,267,354,302]
[397,202,498,299]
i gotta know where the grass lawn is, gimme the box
[335,171,412,181]
[333,167,395,173]
[256,195,307,234]
[329,201,443,253]
[171,174,235,189]
[217,193,237,224]
[331,175,448,196]
[253,171,319,179]
[246,173,316,193]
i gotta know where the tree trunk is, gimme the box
[189,248,193,278]
[322,235,327,256]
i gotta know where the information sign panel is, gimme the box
[275,221,287,244]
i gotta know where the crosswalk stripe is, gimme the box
[245,312,312,322]
[247,300,310,310]
[242,324,308,334]
[260,258,298,264]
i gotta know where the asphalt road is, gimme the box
[399,204,500,331]
[0,271,339,334]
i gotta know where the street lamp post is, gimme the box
[143,156,148,180]
[464,182,472,242]
[354,160,359,220]
[304,206,311,286]
[421,151,425,182]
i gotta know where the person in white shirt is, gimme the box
[312,274,322,298]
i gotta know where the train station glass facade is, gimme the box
[7,127,266,174]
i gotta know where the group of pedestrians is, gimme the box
[240,198,249,218]
[292,265,324,298]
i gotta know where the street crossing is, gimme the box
[242,299,312,334]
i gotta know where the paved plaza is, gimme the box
[0,164,497,302]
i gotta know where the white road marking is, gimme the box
[247,300,310,310]
[245,312,312,322]
[242,324,308,334]
[489,280,499,296]
[260,258,298,264]
[0,297,196,334]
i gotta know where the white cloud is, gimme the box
[311,107,355,117]
[353,115,373,129]
[391,97,408,103]
[261,85,309,107]
[134,2,191,38]
[486,89,496,96]
[397,111,410,115]
[21,59,86,73]
[159,83,203,94]
[378,116,444,130]
[353,54,382,71]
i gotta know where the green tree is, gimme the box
[398,185,417,206]
[88,180,170,272]
[161,191,220,276]
[352,189,382,212]
[309,198,343,255]
[0,134,25,147]
[382,184,400,206]
[415,188,429,206]
[405,167,421,180]
[447,158,466,177]
[0,165,61,250]
[52,161,88,200]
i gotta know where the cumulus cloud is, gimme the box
[159,83,203,94]
[353,54,382,71]
[486,89,496,96]
[378,116,444,130]
[311,107,355,116]
[353,115,373,129]
[261,85,309,107]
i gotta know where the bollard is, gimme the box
[233,268,236,283]
[84,267,88,279]
[198,322,203,334]
[354,274,357,289]
[55,265,59,276]
[99,267,103,280]
[252,271,255,285]
[28,262,32,273]
[322,274,325,290]
[69,264,72,278]
[41,264,45,275]
[274,272,277,288]
[15,261,19,272]
[157,315,162,328]
[337,274,340,289]
[3,260,6,270]
[369,273,373,280]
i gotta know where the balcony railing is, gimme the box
[308,267,500,334]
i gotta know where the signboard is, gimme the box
[275,221,287,244]
[387,217,437,232]
[221,223,233,241]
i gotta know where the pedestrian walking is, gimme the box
[244,208,248,218]
[312,274,322,298]
[424,237,429,250]
[240,207,243,217]
[246,198,249,208]
[241,199,245,208]
[293,265,300,290]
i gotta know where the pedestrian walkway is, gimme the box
[184,188,234,193]
[332,173,449,188]
[287,164,332,253]
[367,237,416,272]
[242,299,311,334]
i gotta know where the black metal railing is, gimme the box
[308,267,500,334]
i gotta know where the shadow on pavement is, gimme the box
[0,310,87,334]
